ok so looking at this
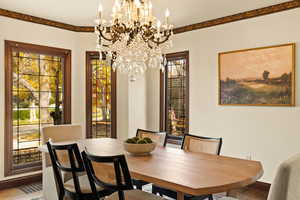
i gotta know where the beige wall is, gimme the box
[1,8,300,184]
[0,18,144,181]
[147,8,300,183]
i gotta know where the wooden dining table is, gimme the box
[40,138,263,200]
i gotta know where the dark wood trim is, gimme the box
[0,8,76,32]
[159,65,165,132]
[4,40,72,177]
[160,51,189,135]
[85,52,117,139]
[1,1,300,34]
[0,173,42,190]
[4,40,13,177]
[173,1,300,34]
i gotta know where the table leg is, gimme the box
[177,191,184,200]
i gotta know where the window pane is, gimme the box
[40,76,60,92]
[40,107,54,124]
[165,54,188,138]
[16,91,40,108]
[19,57,39,75]
[9,48,65,170]
[40,58,62,76]
[89,58,113,138]
[14,75,39,92]
[40,92,62,108]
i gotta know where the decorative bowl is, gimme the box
[123,142,156,155]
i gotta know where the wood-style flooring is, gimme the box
[0,187,42,200]
[0,182,268,200]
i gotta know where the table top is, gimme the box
[40,138,263,196]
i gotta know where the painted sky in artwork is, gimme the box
[220,45,293,80]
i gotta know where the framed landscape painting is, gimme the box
[219,43,295,106]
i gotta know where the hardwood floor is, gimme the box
[0,182,268,200]
[0,187,42,200]
[228,184,269,200]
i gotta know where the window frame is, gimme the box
[85,51,117,139]
[160,51,190,140]
[4,40,72,176]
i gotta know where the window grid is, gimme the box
[91,59,112,138]
[166,58,188,137]
[12,51,63,167]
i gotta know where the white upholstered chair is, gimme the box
[220,153,300,200]
[267,153,300,200]
[41,124,83,200]
[136,129,167,146]
[42,124,83,144]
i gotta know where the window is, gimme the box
[160,51,189,143]
[86,52,116,138]
[5,41,71,176]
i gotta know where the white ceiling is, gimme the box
[0,0,291,27]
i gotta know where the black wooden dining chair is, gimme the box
[132,129,167,190]
[46,142,114,200]
[152,134,223,200]
[81,151,165,200]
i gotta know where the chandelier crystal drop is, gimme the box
[94,0,173,81]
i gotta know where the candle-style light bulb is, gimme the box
[165,9,170,18]
[135,0,141,8]
[115,0,120,10]
[165,8,170,27]
[98,2,103,19]
[149,1,153,10]
[149,1,153,16]
[157,20,161,34]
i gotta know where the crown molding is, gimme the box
[173,0,300,34]
[1,1,300,34]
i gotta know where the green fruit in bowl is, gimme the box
[143,137,153,144]
[132,137,139,143]
[126,138,137,144]
[137,139,147,144]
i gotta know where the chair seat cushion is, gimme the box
[64,175,103,194]
[106,189,166,200]
[62,171,86,183]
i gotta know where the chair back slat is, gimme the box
[46,142,85,195]
[136,129,167,146]
[82,151,133,200]
[182,134,222,155]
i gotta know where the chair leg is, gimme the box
[208,194,213,200]
[58,193,64,200]
[136,184,142,190]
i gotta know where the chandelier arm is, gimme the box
[150,33,171,45]
[98,29,115,42]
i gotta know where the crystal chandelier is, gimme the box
[95,0,173,81]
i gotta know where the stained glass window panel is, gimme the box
[11,51,64,167]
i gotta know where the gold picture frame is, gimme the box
[218,43,295,106]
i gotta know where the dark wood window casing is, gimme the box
[86,52,117,139]
[5,40,71,176]
[160,51,189,143]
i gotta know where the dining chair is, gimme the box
[152,134,223,200]
[219,153,300,200]
[132,129,167,190]
[267,153,300,200]
[46,142,114,200]
[81,151,166,200]
[136,129,167,146]
[41,124,84,199]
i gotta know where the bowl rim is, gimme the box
[123,141,157,145]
